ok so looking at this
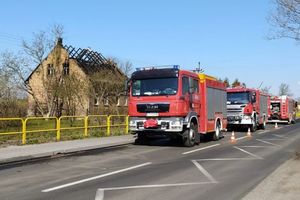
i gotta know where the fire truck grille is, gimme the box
[137,103,169,113]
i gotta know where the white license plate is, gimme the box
[146,113,159,117]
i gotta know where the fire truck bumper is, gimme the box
[227,115,252,125]
[129,117,184,133]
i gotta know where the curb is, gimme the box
[0,139,134,168]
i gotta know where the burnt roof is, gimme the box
[26,44,125,83]
[64,45,123,75]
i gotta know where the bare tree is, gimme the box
[261,86,272,94]
[107,57,133,78]
[22,24,64,64]
[268,0,300,41]
[89,70,125,114]
[278,83,293,96]
[0,52,28,117]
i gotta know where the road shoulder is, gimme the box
[243,152,300,200]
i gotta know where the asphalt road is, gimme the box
[1,122,300,200]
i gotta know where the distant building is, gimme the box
[25,38,126,116]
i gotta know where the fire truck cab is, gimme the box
[226,87,269,132]
[128,65,227,147]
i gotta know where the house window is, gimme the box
[94,97,99,106]
[47,64,54,76]
[63,62,69,75]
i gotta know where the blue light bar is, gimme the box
[135,65,180,71]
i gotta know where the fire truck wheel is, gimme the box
[288,116,292,124]
[291,118,296,124]
[212,121,221,141]
[182,123,197,147]
[250,116,257,132]
[260,117,266,130]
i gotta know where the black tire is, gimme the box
[134,133,149,145]
[260,117,266,130]
[291,117,296,124]
[212,121,222,141]
[250,116,257,132]
[182,123,198,147]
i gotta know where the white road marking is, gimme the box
[234,146,263,159]
[195,158,256,161]
[182,144,220,155]
[42,162,152,193]
[95,182,216,199]
[257,130,270,135]
[256,139,281,147]
[95,189,104,200]
[237,146,276,148]
[236,136,249,141]
[99,182,215,191]
[272,134,287,139]
[261,138,284,141]
[191,160,218,183]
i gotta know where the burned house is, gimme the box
[26,38,126,117]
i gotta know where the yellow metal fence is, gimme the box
[0,115,129,145]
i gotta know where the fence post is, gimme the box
[84,116,88,137]
[22,118,27,145]
[107,115,111,136]
[125,115,129,134]
[57,117,61,141]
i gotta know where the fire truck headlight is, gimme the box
[130,120,135,125]
[171,118,182,126]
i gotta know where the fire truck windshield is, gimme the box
[132,78,178,96]
[227,92,250,104]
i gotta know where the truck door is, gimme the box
[191,78,201,114]
[181,76,200,114]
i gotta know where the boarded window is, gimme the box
[47,64,54,76]
[63,62,69,75]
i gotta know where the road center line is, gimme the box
[191,160,218,183]
[233,146,263,159]
[237,146,276,148]
[272,134,287,139]
[195,158,256,161]
[236,136,248,141]
[257,130,270,135]
[261,138,284,141]
[182,144,220,155]
[42,162,152,193]
[256,139,281,147]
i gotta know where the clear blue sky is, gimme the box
[0,0,299,97]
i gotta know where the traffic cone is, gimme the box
[275,123,278,129]
[230,131,236,143]
[247,128,252,138]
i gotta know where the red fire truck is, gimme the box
[269,95,297,124]
[226,87,269,131]
[128,66,227,147]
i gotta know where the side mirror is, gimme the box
[188,77,194,94]
[251,93,256,103]
[295,102,298,108]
